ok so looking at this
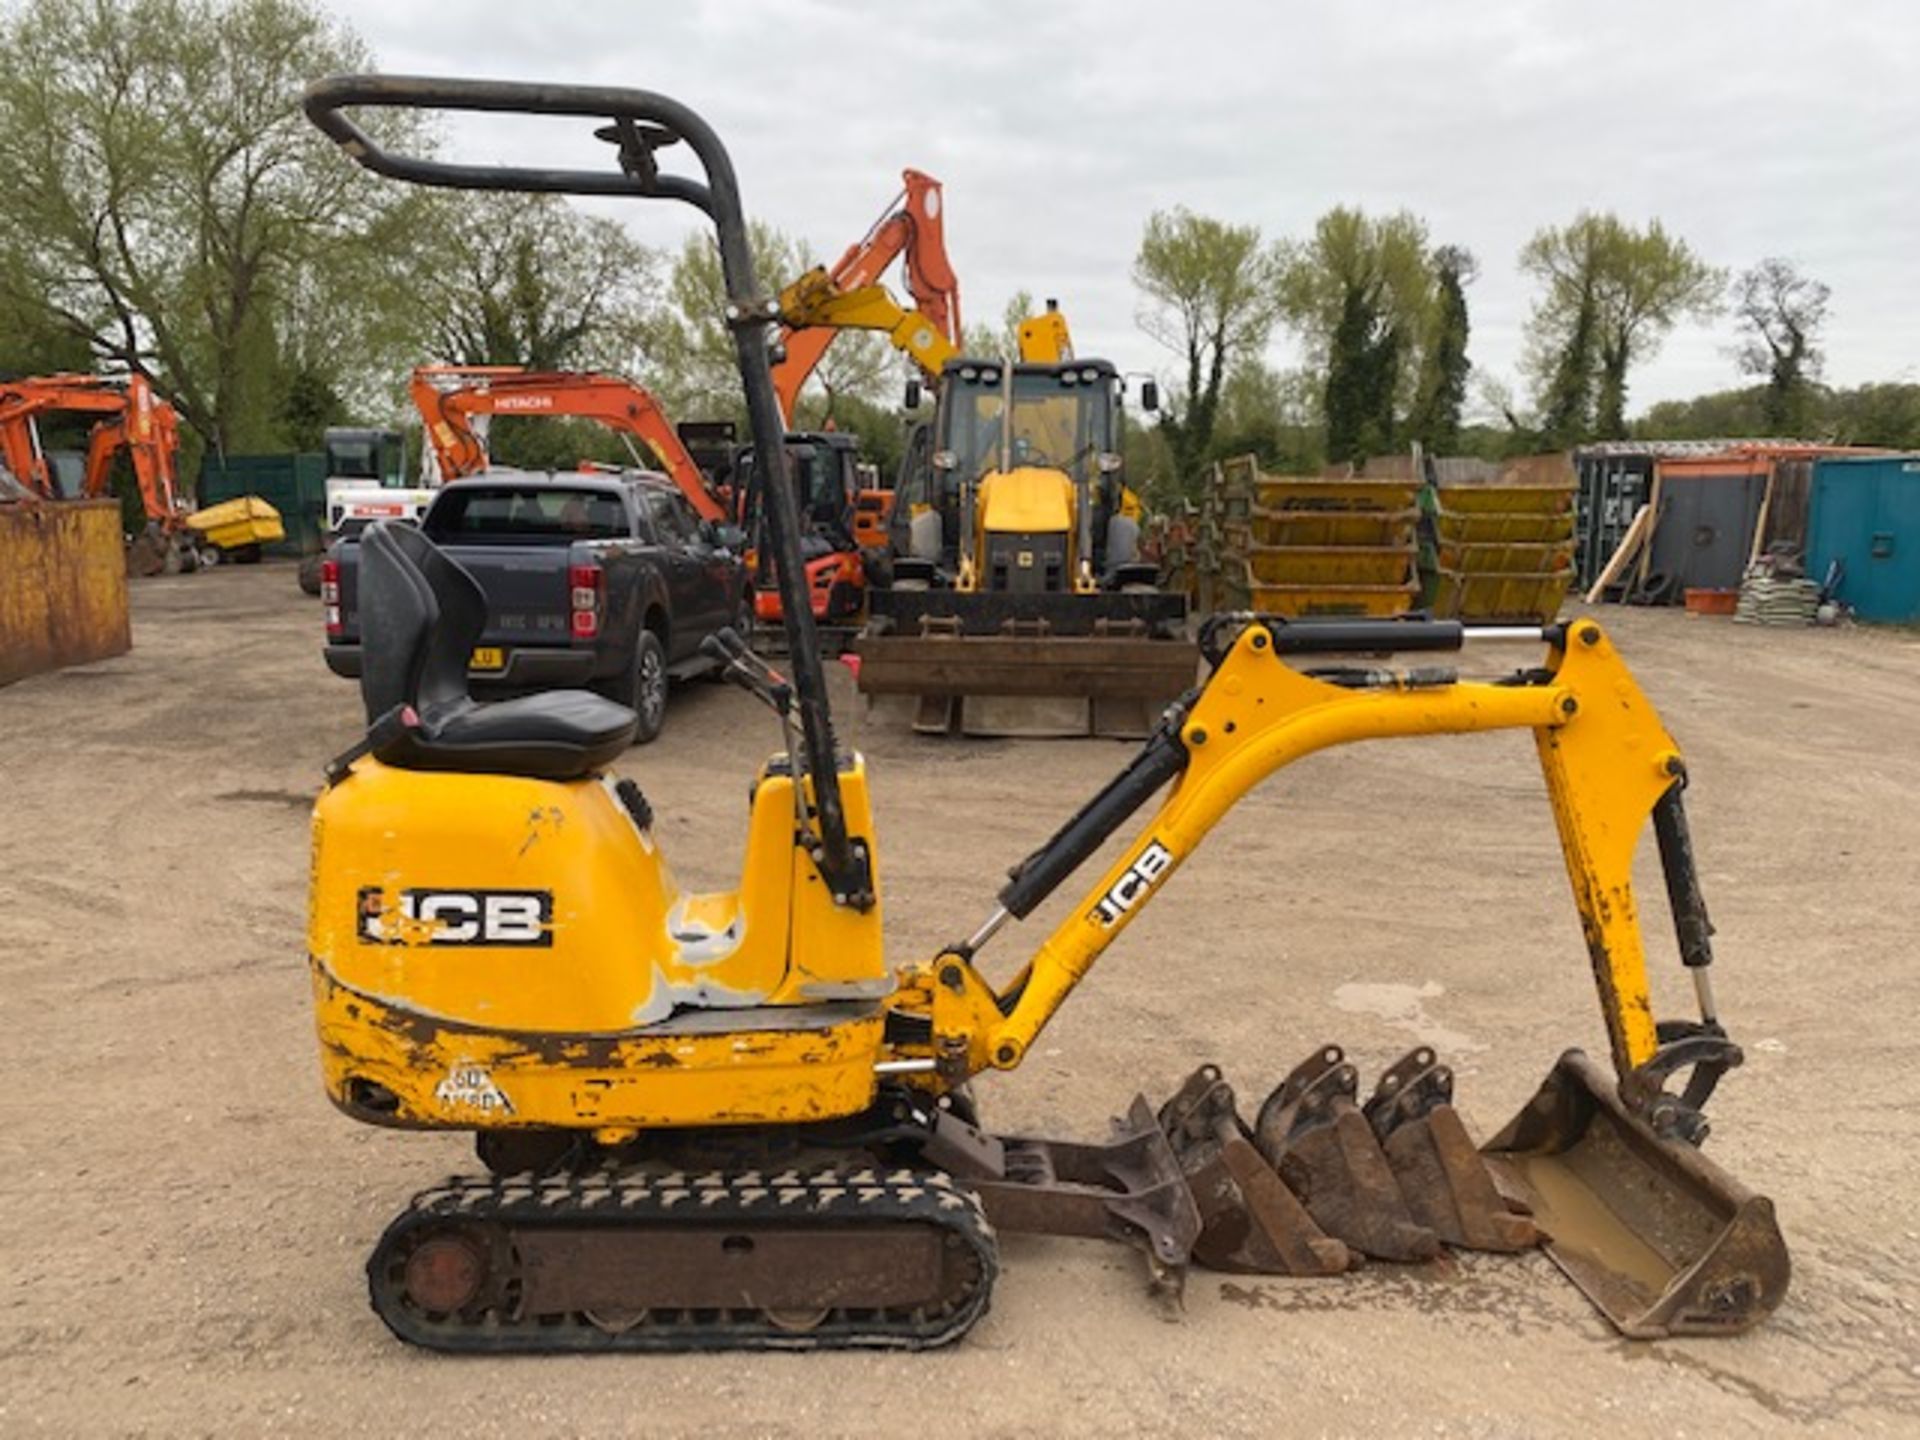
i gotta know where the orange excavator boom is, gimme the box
[0,373,184,526]
[771,168,962,423]
[410,365,726,523]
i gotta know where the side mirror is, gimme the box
[1140,379,1160,413]
[715,523,748,551]
[904,378,923,411]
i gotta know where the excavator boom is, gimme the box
[410,365,727,522]
[771,169,961,424]
[0,373,184,526]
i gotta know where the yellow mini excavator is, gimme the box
[302,74,1787,1354]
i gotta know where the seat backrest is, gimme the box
[357,521,490,722]
[386,523,487,715]
[357,523,435,722]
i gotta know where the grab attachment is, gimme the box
[1483,1050,1789,1337]
[1157,1066,1351,1275]
[1251,1046,1439,1263]
[1362,1049,1539,1253]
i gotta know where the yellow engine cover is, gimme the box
[977,465,1074,539]
[306,757,890,1130]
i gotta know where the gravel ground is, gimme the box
[2,564,1917,1437]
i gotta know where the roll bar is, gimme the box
[303,74,866,903]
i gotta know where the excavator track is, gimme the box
[366,1164,997,1353]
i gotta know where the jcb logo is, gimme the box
[357,888,553,947]
[1088,841,1173,928]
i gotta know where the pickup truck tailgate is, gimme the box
[440,544,576,648]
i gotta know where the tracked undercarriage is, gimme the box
[368,1039,1783,1354]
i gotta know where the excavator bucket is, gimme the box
[1362,1048,1539,1253]
[1157,1066,1351,1275]
[1482,1050,1790,1338]
[1251,1046,1439,1263]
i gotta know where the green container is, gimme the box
[197,451,328,555]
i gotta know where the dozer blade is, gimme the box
[1482,1050,1790,1338]
[1362,1048,1540,1253]
[1252,1045,1440,1263]
[1157,1066,1351,1275]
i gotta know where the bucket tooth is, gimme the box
[1482,1049,1791,1338]
[1157,1066,1351,1275]
[1361,1047,1539,1253]
[1252,1045,1439,1263]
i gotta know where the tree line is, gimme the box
[1124,204,1907,503]
[2,0,1911,506]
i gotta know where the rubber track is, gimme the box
[366,1165,998,1353]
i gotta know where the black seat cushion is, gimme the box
[379,691,636,781]
[357,522,637,781]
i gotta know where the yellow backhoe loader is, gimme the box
[857,330,1194,738]
[301,73,1787,1355]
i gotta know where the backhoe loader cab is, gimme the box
[896,357,1134,588]
[862,355,1190,736]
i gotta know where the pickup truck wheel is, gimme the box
[628,630,669,744]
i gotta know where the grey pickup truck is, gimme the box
[322,469,749,742]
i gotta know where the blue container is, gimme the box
[1806,455,1920,621]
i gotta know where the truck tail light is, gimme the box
[321,559,342,636]
[569,562,604,639]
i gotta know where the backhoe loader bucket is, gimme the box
[855,590,1195,738]
[1251,1046,1439,1263]
[1363,1048,1539,1253]
[1482,1050,1790,1338]
[1157,1066,1351,1275]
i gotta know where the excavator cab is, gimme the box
[735,431,866,631]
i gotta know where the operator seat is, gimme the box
[357,521,635,779]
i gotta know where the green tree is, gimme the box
[1209,361,1324,475]
[1133,208,1287,485]
[1407,246,1475,454]
[0,263,94,376]
[648,222,890,429]
[0,0,420,452]
[1734,258,1830,436]
[1279,208,1433,465]
[958,289,1038,359]
[1521,214,1720,442]
[411,191,657,373]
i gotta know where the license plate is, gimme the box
[470,647,505,671]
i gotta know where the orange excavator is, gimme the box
[410,364,727,522]
[0,372,210,573]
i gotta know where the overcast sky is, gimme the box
[328,0,1919,417]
